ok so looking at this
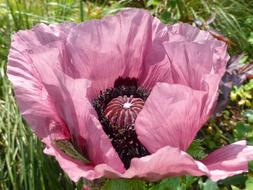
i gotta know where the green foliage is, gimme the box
[231,79,253,107]
[245,177,253,190]
[234,122,252,139]
[202,179,219,190]
[243,110,253,124]
[0,0,253,190]
[218,174,247,188]
[149,177,180,190]
[102,179,146,190]
[187,139,207,160]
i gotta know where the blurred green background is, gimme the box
[0,0,253,190]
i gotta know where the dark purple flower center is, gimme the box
[92,77,150,169]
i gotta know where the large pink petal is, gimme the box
[163,40,227,114]
[8,41,125,173]
[43,142,99,182]
[12,23,75,50]
[43,138,253,182]
[43,140,124,182]
[201,140,253,181]
[58,145,208,181]
[94,145,209,181]
[43,137,128,182]
[164,24,229,107]
[136,37,228,153]
[94,141,253,182]
[121,145,208,181]
[8,42,69,141]
[135,83,207,152]
[10,22,78,78]
[26,45,125,172]
[120,141,253,181]
[139,23,228,89]
[167,22,213,42]
[163,40,227,91]
[66,8,168,96]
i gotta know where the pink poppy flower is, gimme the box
[7,8,253,182]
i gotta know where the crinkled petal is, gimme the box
[164,24,229,110]
[136,36,228,152]
[201,140,253,181]
[167,22,213,42]
[139,23,228,89]
[121,145,208,181]
[163,40,227,90]
[96,141,253,182]
[44,140,253,182]
[163,40,228,114]
[44,140,124,182]
[9,22,78,79]
[27,45,125,172]
[95,146,209,181]
[7,42,69,140]
[12,22,75,50]
[135,83,207,152]
[43,143,97,182]
[8,41,125,173]
[66,8,168,96]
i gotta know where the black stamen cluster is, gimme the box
[92,77,150,169]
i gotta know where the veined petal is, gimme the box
[12,23,75,50]
[10,23,79,77]
[135,83,207,152]
[201,140,253,181]
[66,8,168,96]
[31,46,125,172]
[8,42,125,173]
[45,141,253,182]
[163,40,227,114]
[139,23,228,89]
[163,40,227,90]
[68,145,209,181]
[96,141,253,181]
[43,142,98,182]
[121,145,208,181]
[137,38,228,153]
[167,22,213,42]
[8,41,69,141]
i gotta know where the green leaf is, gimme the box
[147,0,160,7]
[150,177,180,190]
[102,179,146,190]
[245,177,253,190]
[187,139,207,159]
[249,160,253,172]
[160,11,171,23]
[218,174,247,186]
[234,122,251,139]
[54,140,90,164]
[203,180,218,190]
[243,109,253,124]
[184,176,199,189]
[248,32,253,45]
